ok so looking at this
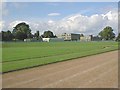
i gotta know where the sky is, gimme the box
[0,2,118,36]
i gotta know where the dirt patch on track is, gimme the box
[2,51,118,88]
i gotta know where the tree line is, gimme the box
[0,22,120,41]
[1,22,56,41]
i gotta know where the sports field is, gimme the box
[3,51,118,88]
[2,41,118,73]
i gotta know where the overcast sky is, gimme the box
[1,2,118,36]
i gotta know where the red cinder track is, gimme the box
[2,51,118,88]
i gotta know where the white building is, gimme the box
[58,33,80,41]
[42,38,64,42]
[80,35,92,41]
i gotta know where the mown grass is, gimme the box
[2,41,118,73]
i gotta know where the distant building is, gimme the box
[42,38,50,42]
[58,33,80,41]
[42,38,64,42]
[92,36,102,41]
[80,35,92,41]
[24,37,43,42]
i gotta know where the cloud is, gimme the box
[47,3,59,6]
[55,10,118,35]
[45,10,118,35]
[0,21,5,31]
[4,10,118,36]
[7,20,29,31]
[48,13,61,16]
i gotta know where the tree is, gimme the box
[42,31,56,38]
[12,22,31,40]
[80,34,84,37]
[2,30,14,41]
[0,32,2,41]
[34,31,40,39]
[116,33,120,41]
[99,26,115,40]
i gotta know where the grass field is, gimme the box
[2,41,118,73]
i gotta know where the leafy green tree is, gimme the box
[99,26,115,40]
[2,30,14,41]
[34,31,40,39]
[12,22,31,40]
[42,31,56,38]
[116,33,120,41]
[0,32,2,41]
[80,34,84,37]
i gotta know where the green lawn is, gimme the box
[2,41,118,73]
